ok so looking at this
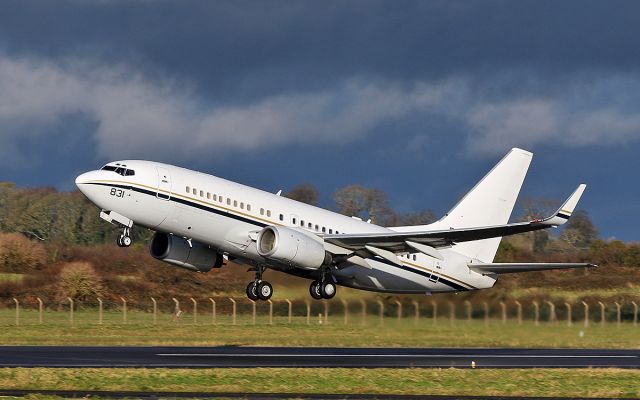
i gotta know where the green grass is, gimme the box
[0,309,638,348]
[0,368,638,398]
[0,273,25,283]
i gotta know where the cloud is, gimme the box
[1,53,640,167]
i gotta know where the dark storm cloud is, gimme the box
[2,0,640,100]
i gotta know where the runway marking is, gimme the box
[157,353,637,358]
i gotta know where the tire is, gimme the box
[116,236,124,247]
[321,281,336,299]
[257,281,273,300]
[122,236,132,247]
[309,280,322,300]
[246,282,259,301]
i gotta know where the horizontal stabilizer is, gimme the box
[469,262,597,275]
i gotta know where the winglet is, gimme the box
[544,184,587,226]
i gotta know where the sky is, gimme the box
[1,0,640,240]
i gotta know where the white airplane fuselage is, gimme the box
[76,160,496,294]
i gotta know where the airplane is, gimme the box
[75,148,594,301]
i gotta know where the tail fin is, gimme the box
[437,148,533,262]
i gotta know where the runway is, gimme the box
[0,346,638,368]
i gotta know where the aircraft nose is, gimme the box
[75,170,101,189]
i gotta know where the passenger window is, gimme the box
[308,222,312,228]
[329,229,333,234]
[200,190,204,197]
[260,208,265,215]
[213,194,217,201]
[240,202,244,209]
[315,224,319,231]
[219,195,223,203]
[227,198,231,205]
[413,255,417,261]
[322,227,326,233]
[186,186,190,193]
[233,200,238,207]
[192,188,197,195]
[279,214,284,221]
[207,192,211,199]
[300,220,304,227]
[292,218,297,224]
[247,204,251,211]
[267,210,271,217]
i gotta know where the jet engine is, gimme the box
[150,232,223,272]
[257,226,331,269]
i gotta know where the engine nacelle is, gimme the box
[257,226,331,270]
[150,232,223,272]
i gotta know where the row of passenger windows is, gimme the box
[185,185,340,234]
[403,254,418,261]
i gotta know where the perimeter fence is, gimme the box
[0,296,638,327]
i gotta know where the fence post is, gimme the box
[97,298,103,325]
[341,299,349,325]
[250,300,256,325]
[598,301,605,326]
[323,301,329,324]
[448,301,455,325]
[306,299,311,325]
[395,300,403,321]
[267,300,273,325]
[615,302,621,328]
[360,299,367,326]
[545,301,556,324]
[464,300,472,323]
[564,302,572,326]
[120,297,127,324]
[581,301,589,327]
[150,297,157,325]
[482,301,489,327]
[209,298,216,325]
[172,298,183,323]
[431,301,438,324]
[632,301,638,327]
[500,301,506,325]
[37,297,43,324]
[515,301,522,325]
[412,300,420,324]
[229,298,236,325]
[67,297,74,325]
[12,298,19,326]
[190,298,198,324]
[377,300,384,326]
[285,299,292,324]
[533,301,539,326]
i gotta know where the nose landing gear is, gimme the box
[117,227,132,247]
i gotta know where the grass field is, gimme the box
[0,309,638,348]
[0,368,638,398]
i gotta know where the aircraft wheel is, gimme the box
[121,235,132,247]
[116,235,124,247]
[321,281,336,299]
[246,282,259,301]
[309,280,322,300]
[257,281,273,301]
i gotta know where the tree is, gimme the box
[561,210,599,248]
[332,185,394,225]
[284,184,320,206]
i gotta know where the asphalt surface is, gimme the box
[0,346,638,368]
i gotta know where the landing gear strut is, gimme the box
[246,266,273,301]
[117,227,132,247]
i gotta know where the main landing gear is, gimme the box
[309,279,336,300]
[116,227,132,248]
[246,266,273,301]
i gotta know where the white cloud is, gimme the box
[1,53,640,166]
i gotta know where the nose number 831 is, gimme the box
[110,188,125,198]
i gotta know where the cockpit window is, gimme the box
[101,165,135,176]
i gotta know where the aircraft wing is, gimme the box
[324,184,586,262]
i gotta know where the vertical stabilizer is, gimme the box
[437,148,532,262]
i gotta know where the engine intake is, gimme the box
[257,226,331,270]
[150,232,223,272]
